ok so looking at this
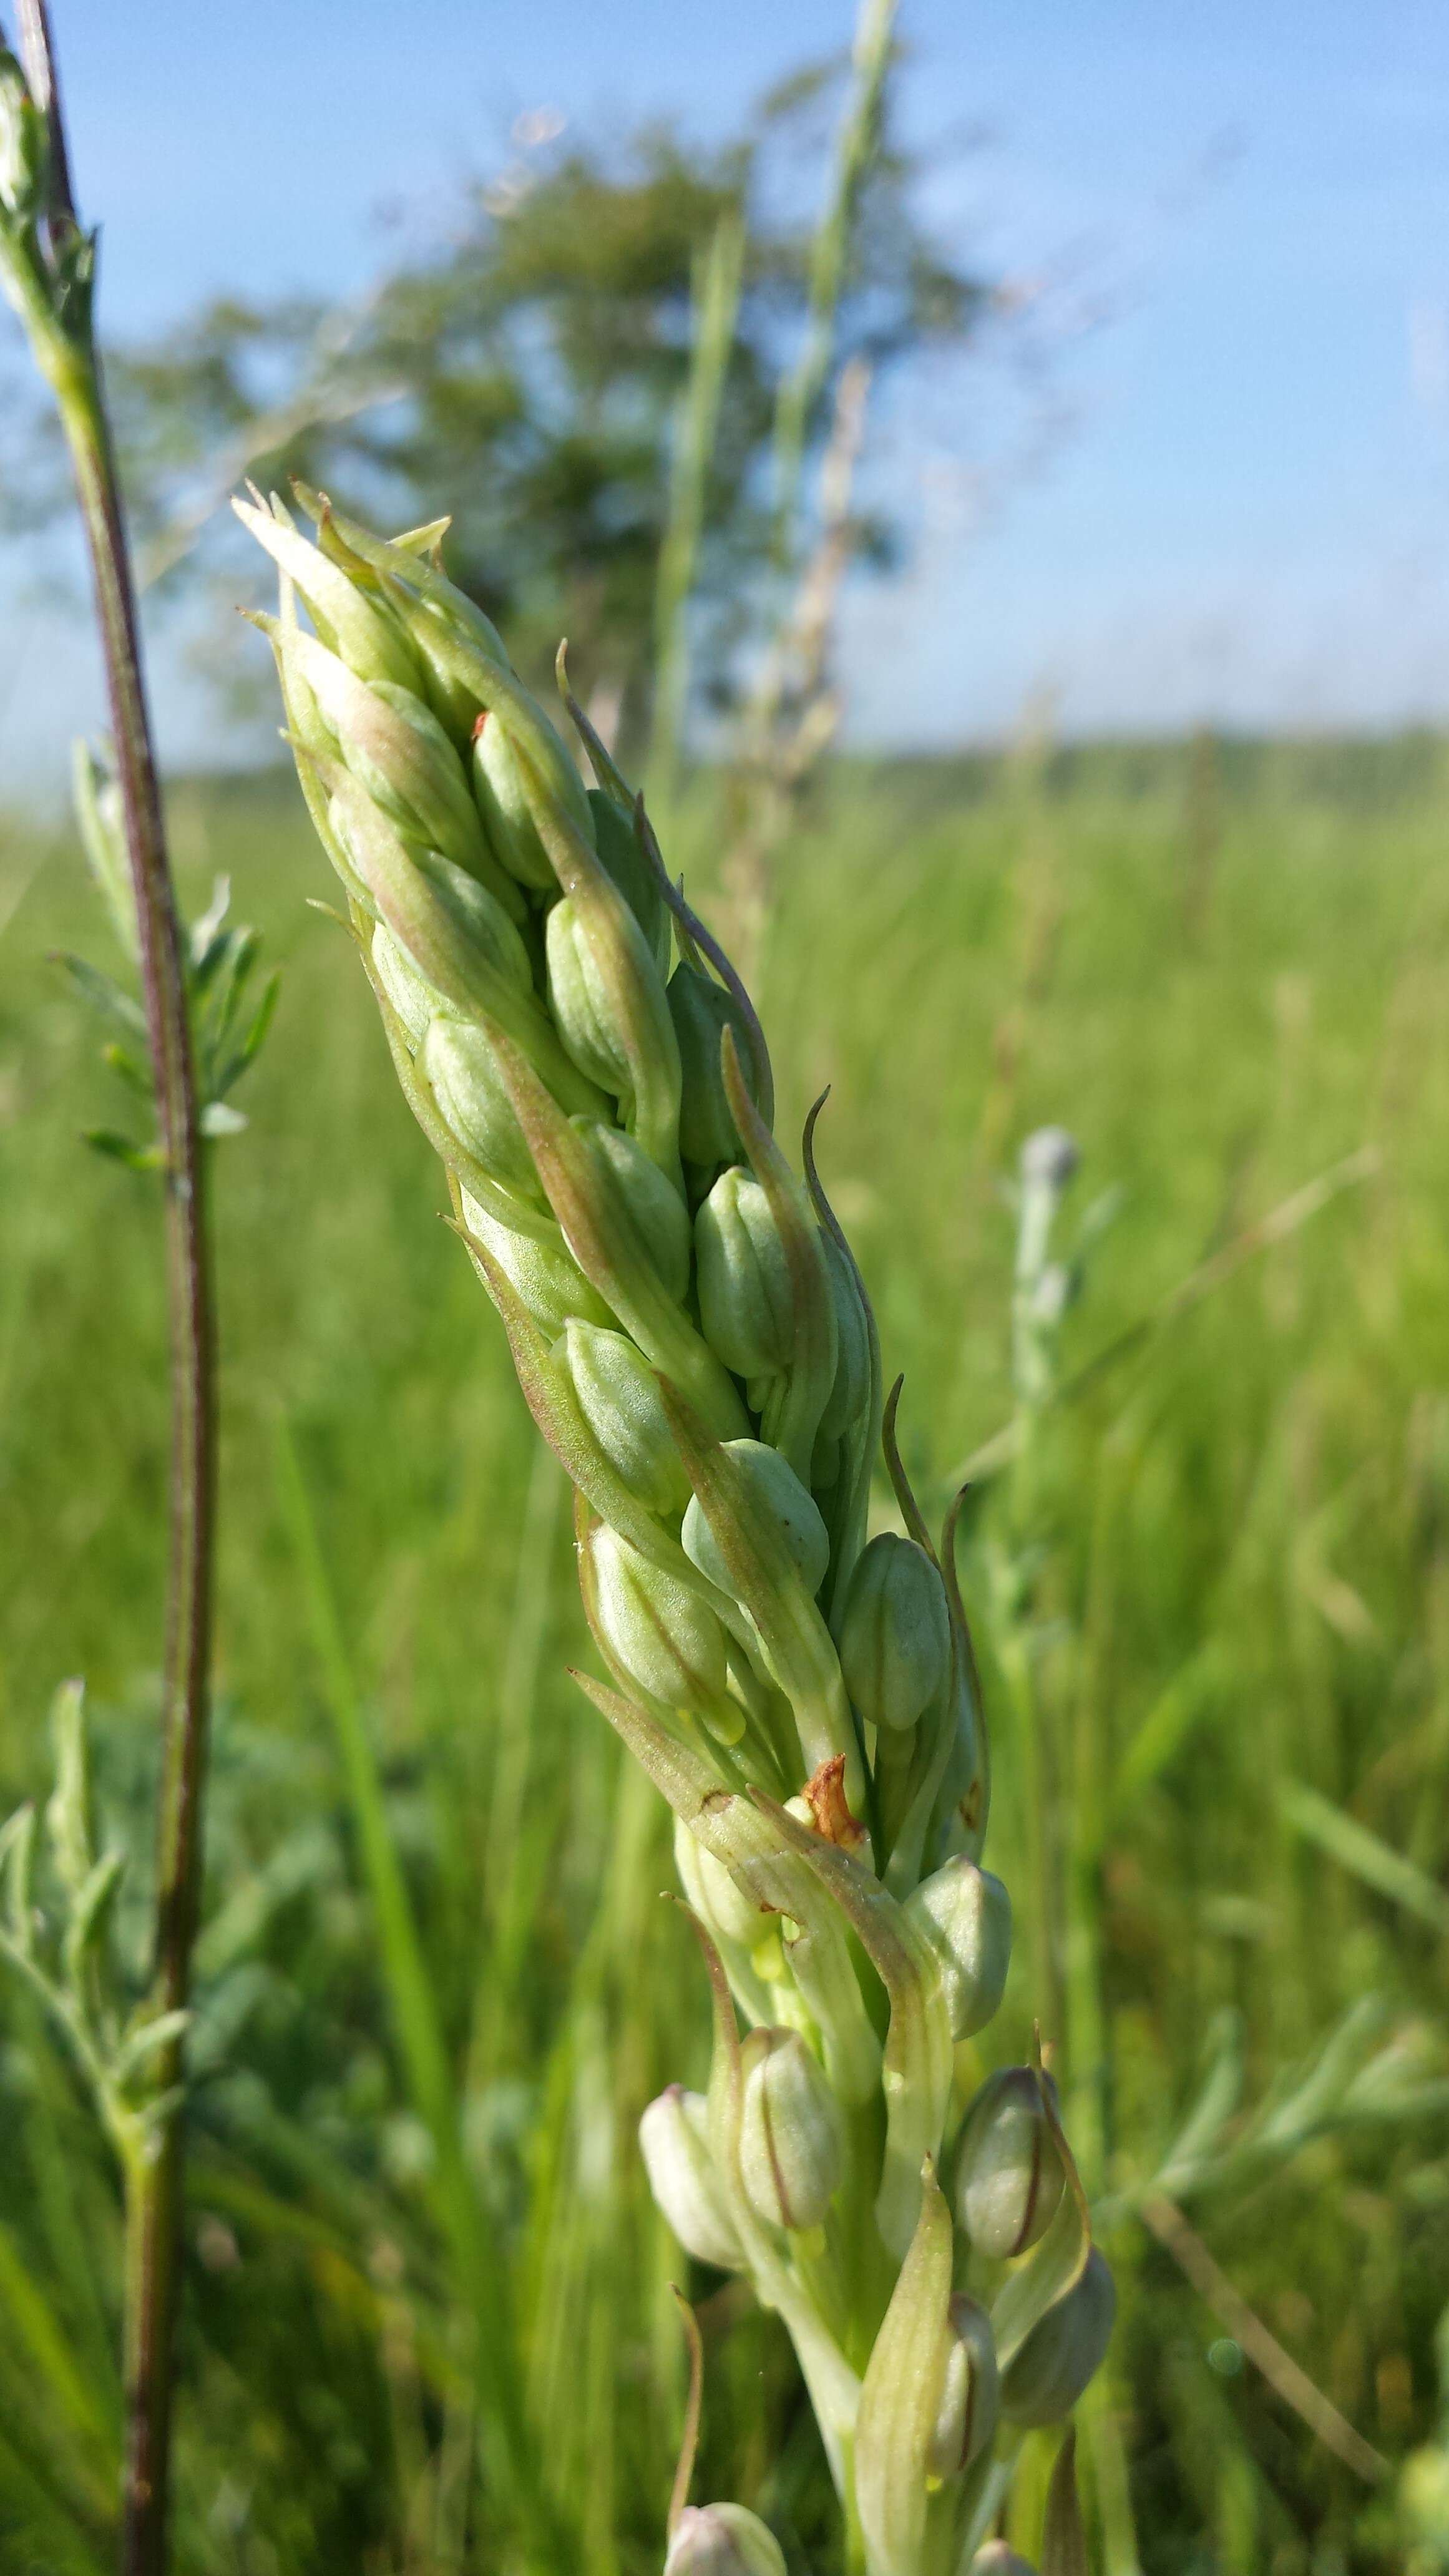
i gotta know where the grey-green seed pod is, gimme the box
[664,2505,787,2576]
[588,788,666,968]
[673,1815,768,1953]
[839,1534,952,1734]
[926,2295,1000,2479]
[668,964,761,1171]
[904,1860,1012,2040]
[970,2549,1037,2575]
[459,1189,612,1338]
[575,1120,691,1301]
[738,2026,842,2232]
[999,2248,1115,2426]
[681,1440,831,1601]
[590,1525,733,1719]
[695,1168,793,1380]
[955,2067,1066,2261]
[472,697,594,890]
[564,1321,690,1516]
[638,2086,743,2272]
[423,1017,542,1201]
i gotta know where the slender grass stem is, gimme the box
[6,10,217,2567]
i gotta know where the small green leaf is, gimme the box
[0,1804,37,1958]
[83,1128,163,1172]
[46,1679,92,1897]
[61,1848,125,1992]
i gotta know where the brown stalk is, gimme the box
[13,8,217,2569]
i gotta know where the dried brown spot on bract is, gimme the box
[804,1755,867,1852]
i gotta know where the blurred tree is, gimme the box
[95,55,987,746]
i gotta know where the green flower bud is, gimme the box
[682,1441,831,1602]
[422,1017,541,1201]
[590,1525,733,1720]
[234,499,421,691]
[673,1815,769,1953]
[574,1120,691,1301]
[926,2295,1000,2479]
[999,2247,1115,2426]
[589,788,666,967]
[905,1860,1012,2041]
[668,964,763,1171]
[816,1232,873,1443]
[546,892,680,1164]
[738,2026,842,2232]
[472,696,594,890]
[838,1534,952,1734]
[955,2067,1066,2261]
[460,1189,611,1338]
[664,2505,786,2576]
[564,1322,690,1516]
[638,2086,742,2272]
[970,2549,1037,2575]
[695,1168,793,1380]
[370,922,437,1051]
[331,804,531,1020]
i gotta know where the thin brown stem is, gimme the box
[11,9,217,2570]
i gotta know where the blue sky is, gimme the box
[4,0,1449,779]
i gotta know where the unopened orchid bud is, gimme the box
[674,1816,769,1953]
[370,922,438,1050]
[816,1234,873,1443]
[839,1534,952,1734]
[681,1440,831,1601]
[695,1168,793,1380]
[589,789,667,967]
[955,2067,1066,2261]
[664,2505,786,2576]
[459,1189,612,1339]
[999,2247,1115,2426]
[297,634,496,884]
[423,1016,542,1201]
[970,2548,1037,2575]
[905,1860,1012,2040]
[590,1525,734,1724]
[638,2086,742,2272]
[574,1120,691,1301]
[472,694,594,890]
[564,1321,690,1516]
[926,2295,1000,2479]
[668,964,763,1171]
[738,2027,842,2232]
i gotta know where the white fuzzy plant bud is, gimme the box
[638,2086,742,2272]
[664,2506,786,2576]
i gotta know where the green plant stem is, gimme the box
[12,9,217,2569]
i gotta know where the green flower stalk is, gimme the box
[241,486,1110,2575]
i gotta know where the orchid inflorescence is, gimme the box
[240,485,1113,2576]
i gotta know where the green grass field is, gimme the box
[2,738,1448,2574]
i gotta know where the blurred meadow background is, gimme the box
[4,2,1449,2572]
